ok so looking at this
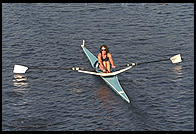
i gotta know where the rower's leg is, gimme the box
[106,61,111,73]
[102,61,108,73]
[99,63,106,73]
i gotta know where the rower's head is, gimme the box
[100,44,109,53]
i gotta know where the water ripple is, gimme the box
[2,3,194,131]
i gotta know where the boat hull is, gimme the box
[81,46,130,103]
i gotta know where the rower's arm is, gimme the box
[97,53,105,70]
[108,53,115,67]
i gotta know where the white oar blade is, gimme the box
[170,54,182,64]
[13,65,28,74]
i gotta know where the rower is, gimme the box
[97,45,116,73]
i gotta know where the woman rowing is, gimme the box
[97,45,116,73]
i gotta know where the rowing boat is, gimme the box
[80,40,130,103]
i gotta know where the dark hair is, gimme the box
[100,44,109,53]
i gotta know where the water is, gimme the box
[2,3,194,131]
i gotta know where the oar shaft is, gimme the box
[14,65,73,74]
[137,58,169,65]
[29,66,72,70]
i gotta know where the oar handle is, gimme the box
[72,67,95,72]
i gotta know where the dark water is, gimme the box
[2,3,194,131]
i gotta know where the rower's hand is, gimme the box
[131,62,136,66]
[112,65,116,68]
[103,69,107,73]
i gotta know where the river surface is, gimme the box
[2,3,194,131]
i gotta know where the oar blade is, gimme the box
[170,54,182,64]
[13,65,28,74]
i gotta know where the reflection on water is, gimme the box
[13,74,29,94]
[172,65,182,75]
[170,65,183,83]
[97,86,110,101]
[96,86,115,107]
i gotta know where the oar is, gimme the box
[126,54,182,67]
[13,65,95,74]
[13,65,73,74]
[13,54,182,74]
